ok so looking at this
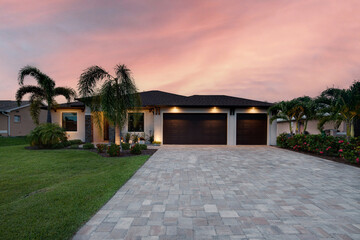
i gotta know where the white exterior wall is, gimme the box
[277,120,346,136]
[51,109,85,142]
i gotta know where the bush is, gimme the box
[130,144,142,155]
[70,144,79,149]
[28,123,67,148]
[51,142,66,149]
[96,144,107,153]
[277,134,360,164]
[148,135,154,143]
[107,144,120,157]
[68,139,83,145]
[152,141,161,145]
[139,144,147,150]
[125,133,131,143]
[132,134,139,143]
[121,142,130,150]
[83,143,95,149]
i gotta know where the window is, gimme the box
[62,112,77,131]
[128,113,144,132]
[14,115,21,123]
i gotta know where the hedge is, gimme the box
[277,133,360,164]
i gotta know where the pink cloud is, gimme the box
[1,0,360,103]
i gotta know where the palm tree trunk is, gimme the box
[346,120,351,140]
[304,120,308,133]
[119,124,123,152]
[47,105,52,123]
[289,121,293,135]
[350,120,355,138]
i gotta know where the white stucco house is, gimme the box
[47,90,277,145]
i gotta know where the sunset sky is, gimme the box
[1,0,360,103]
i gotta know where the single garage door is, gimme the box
[237,113,267,145]
[163,113,227,144]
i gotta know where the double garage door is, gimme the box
[163,113,267,145]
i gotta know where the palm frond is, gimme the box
[15,85,44,106]
[18,65,55,91]
[54,87,76,102]
[78,66,111,97]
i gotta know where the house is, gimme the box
[0,101,47,136]
[49,90,277,145]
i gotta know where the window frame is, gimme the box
[62,112,78,132]
[128,113,144,132]
[14,115,21,123]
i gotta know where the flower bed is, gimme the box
[277,133,360,164]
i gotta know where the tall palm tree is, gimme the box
[316,82,360,138]
[16,66,76,124]
[299,96,318,133]
[268,100,297,134]
[78,64,141,146]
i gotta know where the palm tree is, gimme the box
[78,64,140,146]
[299,96,318,133]
[16,66,76,124]
[268,100,297,134]
[316,81,360,138]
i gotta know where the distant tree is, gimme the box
[316,81,360,138]
[78,64,140,147]
[16,66,76,124]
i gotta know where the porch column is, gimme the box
[109,125,115,143]
[85,114,93,143]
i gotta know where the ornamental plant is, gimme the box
[96,144,107,153]
[130,144,142,155]
[277,133,360,164]
[107,144,120,157]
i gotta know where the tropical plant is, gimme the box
[268,100,297,134]
[16,66,76,124]
[107,144,120,157]
[28,123,67,148]
[316,81,360,138]
[78,64,141,149]
[121,142,130,150]
[83,143,95,149]
[96,143,107,153]
[130,144,142,155]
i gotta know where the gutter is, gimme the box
[0,111,10,136]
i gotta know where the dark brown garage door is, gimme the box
[237,113,267,145]
[163,113,227,144]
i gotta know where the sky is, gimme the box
[1,0,360,103]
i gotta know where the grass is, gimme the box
[0,144,149,240]
[0,136,28,146]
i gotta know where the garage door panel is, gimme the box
[237,114,267,145]
[163,113,227,145]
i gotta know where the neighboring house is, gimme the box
[277,119,346,136]
[0,101,47,136]
[48,90,277,145]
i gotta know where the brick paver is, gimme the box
[73,146,360,240]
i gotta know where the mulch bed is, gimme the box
[25,146,158,158]
[89,148,158,158]
[274,146,360,168]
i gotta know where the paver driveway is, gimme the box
[74,146,360,240]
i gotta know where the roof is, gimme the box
[140,90,272,108]
[71,90,272,109]
[40,101,85,110]
[0,101,31,112]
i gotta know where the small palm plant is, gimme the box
[268,100,297,134]
[16,66,76,124]
[316,81,360,138]
[78,64,141,147]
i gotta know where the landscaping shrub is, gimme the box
[107,144,120,157]
[139,144,147,150]
[83,143,95,149]
[130,144,142,155]
[277,133,360,164]
[125,133,131,143]
[70,144,79,149]
[51,142,66,149]
[152,141,161,145]
[132,134,139,143]
[96,144,107,153]
[68,139,83,145]
[121,142,130,150]
[148,135,154,144]
[28,123,67,148]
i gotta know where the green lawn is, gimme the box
[0,144,149,240]
[0,136,28,146]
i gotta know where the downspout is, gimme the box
[1,111,10,136]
